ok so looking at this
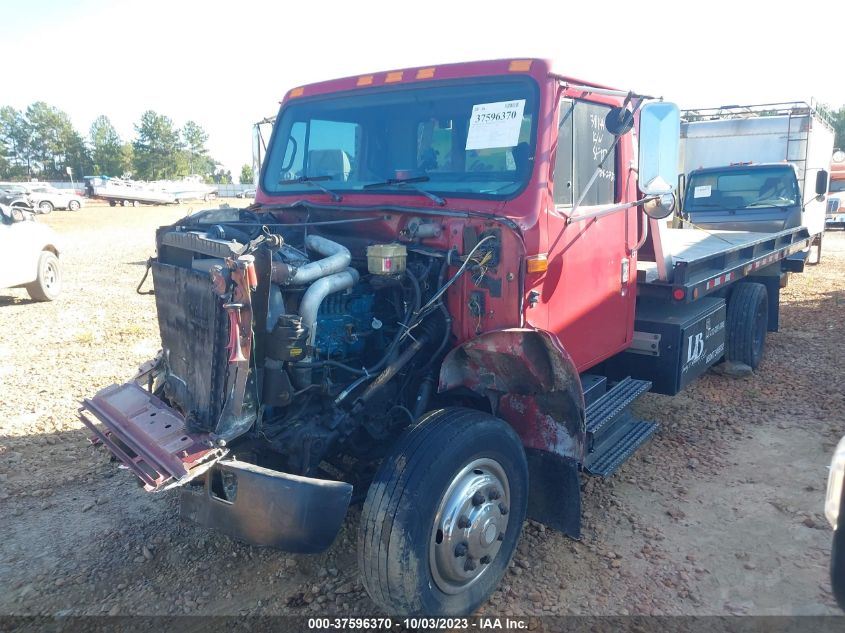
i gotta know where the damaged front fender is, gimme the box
[439,328,585,462]
[438,328,585,538]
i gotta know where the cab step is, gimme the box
[583,377,657,477]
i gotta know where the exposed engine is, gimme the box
[148,208,483,480]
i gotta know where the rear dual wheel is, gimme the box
[359,408,528,616]
[726,282,768,369]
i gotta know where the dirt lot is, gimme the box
[1,202,843,617]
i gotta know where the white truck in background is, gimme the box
[828,149,845,229]
[679,102,834,263]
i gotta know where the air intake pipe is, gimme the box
[282,235,351,286]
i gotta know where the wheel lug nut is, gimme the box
[498,503,508,515]
[488,488,501,501]
[480,555,491,564]
[454,542,468,558]
[458,515,471,529]
[464,557,477,572]
[472,491,485,506]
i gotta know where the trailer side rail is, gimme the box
[638,227,810,303]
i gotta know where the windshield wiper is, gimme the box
[363,176,446,206]
[278,176,342,202]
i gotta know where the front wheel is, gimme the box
[67,200,81,211]
[26,251,61,301]
[359,408,528,616]
[38,201,53,214]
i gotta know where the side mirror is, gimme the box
[816,169,829,196]
[638,102,680,195]
[643,192,676,219]
[605,106,635,136]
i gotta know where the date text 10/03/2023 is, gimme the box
[307,617,529,630]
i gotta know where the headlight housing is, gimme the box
[826,436,845,529]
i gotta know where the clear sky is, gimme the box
[3,0,843,181]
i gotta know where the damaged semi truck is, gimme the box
[81,59,813,616]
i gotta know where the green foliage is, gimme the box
[90,115,129,177]
[181,120,212,176]
[0,102,224,183]
[0,106,30,178]
[239,163,254,184]
[826,105,845,149]
[212,168,233,184]
[0,102,92,179]
[132,110,184,180]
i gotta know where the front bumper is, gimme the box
[81,380,353,553]
[181,460,353,553]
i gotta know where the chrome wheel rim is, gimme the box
[429,457,510,595]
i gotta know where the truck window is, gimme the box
[830,180,845,194]
[278,119,359,182]
[554,99,617,207]
[685,166,799,211]
[263,78,539,201]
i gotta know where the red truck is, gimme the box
[81,59,812,616]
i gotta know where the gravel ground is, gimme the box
[0,203,843,617]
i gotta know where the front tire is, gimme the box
[359,408,528,616]
[26,251,61,301]
[67,200,81,211]
[38,201,53,214]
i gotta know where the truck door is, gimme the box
[543,98,637,371]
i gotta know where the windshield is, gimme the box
[685,167,799,211]
[263,77,538,201]
[829,179,845,194]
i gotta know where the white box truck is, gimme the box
[679,102,834,261]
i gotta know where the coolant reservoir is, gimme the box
[367,244,407,276]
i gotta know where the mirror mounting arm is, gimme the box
[566,195,653,225]
[569,96,646,218]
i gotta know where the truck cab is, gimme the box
[683,163,802,232]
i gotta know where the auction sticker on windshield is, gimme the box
[466,100,525,150]
[694,185,712,198]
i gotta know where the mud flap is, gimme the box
[525,449,581,539]
[180,460,353,553]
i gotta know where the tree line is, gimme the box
[2,100,842,187]
[0,102,245,184]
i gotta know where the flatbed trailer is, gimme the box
[638,225,809,301]
[601,224,809,395]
